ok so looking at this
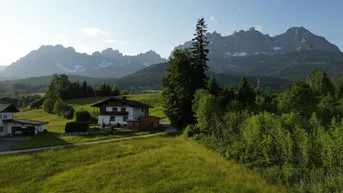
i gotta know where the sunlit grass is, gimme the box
[0,136,290,193]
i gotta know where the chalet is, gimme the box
[0,104,48,137]
[91,97,161,127]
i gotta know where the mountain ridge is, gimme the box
[173,26,340,58]
[1,26,341,79]
[1,45,167,78]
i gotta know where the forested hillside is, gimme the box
[162,18,343,193]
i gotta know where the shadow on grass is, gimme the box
[11,131,72,150]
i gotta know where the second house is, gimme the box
[91,96,154,126]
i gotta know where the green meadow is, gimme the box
[0,135,289,193]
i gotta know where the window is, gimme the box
[0,115,2,119]
[121,107,126,112]
[141,108,144,112]
[123,115,128,121]
[0,127,3,132]
[113,107,117,112]
[110,116,116,121]
[4,115,7,119]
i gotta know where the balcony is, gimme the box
[100,111,129,116]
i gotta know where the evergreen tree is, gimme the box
[112,84,121,96]
[207,75,221,96]
[218,86,236,109]
[190,18,210,90]
[161,49,194,127]
[237,76,256,108]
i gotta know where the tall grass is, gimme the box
[0,136,289,193]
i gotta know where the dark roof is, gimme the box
[0,104,19,113]
[91,97,153,108]
[3,119,48,125]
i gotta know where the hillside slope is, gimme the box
[0,136,290,193]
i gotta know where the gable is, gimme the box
[91,97,153,108]
[0,104,19,113]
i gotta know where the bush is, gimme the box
[183,124,198,138]
[53,98,66,115]
[89,116,98,125]
[63,106,75,119]
[75,110,91,122]
[42,98,55,113]
[65,122,89,133]
[30,98,44,109]
[51,98,74,119]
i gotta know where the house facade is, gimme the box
[91,97,154,126]
[0,104,48,137]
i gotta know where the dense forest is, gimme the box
[162,18,343,192]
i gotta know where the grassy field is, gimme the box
[0,135,290,193]
[10,93,166,150]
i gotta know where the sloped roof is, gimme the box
[0,104,19,113]
[3,119,48,125]
[91,97,153,108]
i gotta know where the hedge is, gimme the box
[65,122,89,133]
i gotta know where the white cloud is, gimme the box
[81,27,110,38]
[104,39,118,44]
[210,16,218,23]
[254,25,263,31]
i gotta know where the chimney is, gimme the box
[122,96,127,100]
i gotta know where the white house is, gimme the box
[0,103,48,137]
[91,96,153,126]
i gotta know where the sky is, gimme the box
[0,0,342,65]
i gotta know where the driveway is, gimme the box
[0,136,31,152]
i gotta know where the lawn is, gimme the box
[0,135,290,193]
[10,93,166,150]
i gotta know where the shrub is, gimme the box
[30,98,44,109]
[53,98,67,115]
[42,98,55,113]
[65,122,89,133]
[75,110,91,122]
[63,106,75,119]
[183,124,198,138]
[89,116,98,125]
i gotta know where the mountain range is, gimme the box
[1,45,167,78]
[173,26,341,74]
[1,26,342,81]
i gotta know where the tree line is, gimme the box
[162,18,343,192]
[40,74,121,118]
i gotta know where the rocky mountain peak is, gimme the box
[172,26,341,59]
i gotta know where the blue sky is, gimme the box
[0,0,342,65]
